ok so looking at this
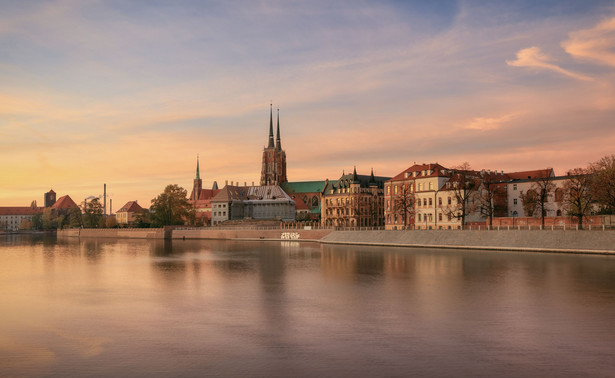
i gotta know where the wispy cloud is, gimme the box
[463,113,520,131]
[562,17,615,67]
[506,46,592,81]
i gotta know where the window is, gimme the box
[418,214,421,221]
[513,184,517,191]
[394,186,398,194]
[448,197,452,205]
[438,197,442,206]
[513,198,518,205]
[423,198,427,206]
[429,182,433,190]
[439,213,442,221]
[429,198,432,206]
[556,209,562,216]
[555,188,563,202]
[387,186,390,195]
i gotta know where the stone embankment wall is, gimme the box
[57,228,164,239]
[56,228,615,254]
[173,228,333,241]
[321,230,615,254]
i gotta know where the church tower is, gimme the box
[260,105,287,186]
[190,155,203,201]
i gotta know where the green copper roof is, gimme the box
[280,181,327,193]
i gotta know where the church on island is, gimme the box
[189,105,296,226]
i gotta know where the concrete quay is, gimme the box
[56,228,615,255]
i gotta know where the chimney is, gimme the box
[103,184,107,215]
[244,181,247,186]
[110,199,112,214]
[252,181,254,186]
[225,180,228,186]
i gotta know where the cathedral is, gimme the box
[260,105,287,186]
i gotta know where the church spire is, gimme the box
[276,107,281,150]
[196,154,200,180]
[267,103,274,148]
[353,166,359,182]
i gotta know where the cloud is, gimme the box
[463,113,519,131]
[506,46,592,81]
[562,17,615,67]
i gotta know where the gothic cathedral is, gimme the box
[260,105,287,186]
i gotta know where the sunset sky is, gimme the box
[1,0,614,209]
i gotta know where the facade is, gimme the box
[116,201,144,225]
[321,168,389,228]
[0,207,43,231]
[384,164,562,230]
[384,163,461,230]
[211,184,295,225]
[280,180,326,219]
[505,169,568,218]
[260,105,287,186]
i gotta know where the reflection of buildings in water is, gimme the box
[319,245,358,281]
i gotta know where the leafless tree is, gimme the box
[520,171,555,227]
[477,173,506,227]
[393,183,416,229]
[443,163,480,230]
[564,168,595,229]
[590,155,615,214]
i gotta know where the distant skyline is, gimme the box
[2,0,614,209]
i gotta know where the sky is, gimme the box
[1,0,614,209]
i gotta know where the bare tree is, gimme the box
[520,189,538,217]
[564,168,594,229]
[590,155,615,214]
[443,163,480,230]
[393,183,416,229]
[477,173,506,227]
[520,171,555,227]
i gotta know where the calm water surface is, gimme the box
[1,235,614,377]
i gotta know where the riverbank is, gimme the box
[56,228,615,255]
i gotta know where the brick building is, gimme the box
[321,168,389,228]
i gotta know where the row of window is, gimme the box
[386,212,453,224]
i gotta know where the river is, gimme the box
[1,234,614,377]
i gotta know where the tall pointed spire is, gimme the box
[196,154,200,180]
[276,107,281,150]
[267,103,274,148]
[369,168,375,183]
[353,166,359,182]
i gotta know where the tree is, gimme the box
[133,208,151,228]
[519,171,555,227]
[564,168,594,229]
[393,183,415,229]
[32,213,43,230]
[150,184,190,227]
[105,216,118,228]
[20,219,33,230]
[443,163,480,230]
[68,206,83,228]
[477,173,506,227]
[590,155,615,214]
[520,189,538,217]
[83,198,104,228]
[42,208,57,230]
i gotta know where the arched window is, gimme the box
[439,213,442,221]
[429,198,433,206]
[555,188,563,202]
[448,197,452,205]
[556,209,562,216]
[423,198,427,206]
[312,196,319,207]
[418,214,422,221]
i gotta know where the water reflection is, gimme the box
[1,236,614,377]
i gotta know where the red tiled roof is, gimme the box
[291,196,309,211]
[389,163,448,181]
[198,189,221,201]
[505,168,553,180]
[117,201,143,213]
[0,207,44,215]
[51,195,77,210]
